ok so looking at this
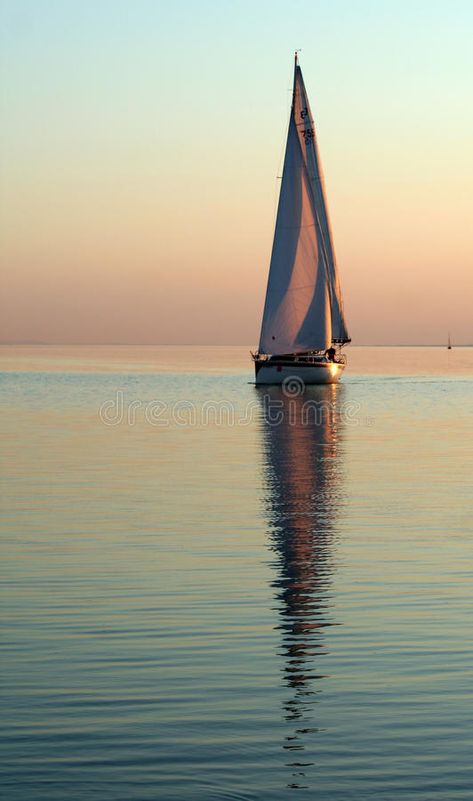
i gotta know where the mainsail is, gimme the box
[259,55,349,355]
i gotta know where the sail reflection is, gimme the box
[258,383,345,789]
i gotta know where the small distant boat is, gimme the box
[447,333,452,350]
[253,53,350,385]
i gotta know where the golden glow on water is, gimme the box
[329,362,339,378]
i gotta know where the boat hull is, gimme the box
[254,360,344,385]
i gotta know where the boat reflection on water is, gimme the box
[258,381,345,790]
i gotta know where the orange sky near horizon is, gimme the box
[1,1,472,346]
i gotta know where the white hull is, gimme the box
[255,360,344,385]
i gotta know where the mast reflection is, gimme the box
[258,382,345,790]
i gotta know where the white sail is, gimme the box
[292,63,349,343]
[259,57,348,355]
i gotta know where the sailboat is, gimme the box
[253,53,350,385]
[447,333,452,350]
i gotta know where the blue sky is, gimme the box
[1,0,472,344]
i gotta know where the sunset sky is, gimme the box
[1,0,472,345]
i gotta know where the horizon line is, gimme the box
[0,342,471,348]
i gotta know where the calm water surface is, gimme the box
[1,346,472,800]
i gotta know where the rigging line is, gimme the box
[272,58,299,226]
[273,88,294,227]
